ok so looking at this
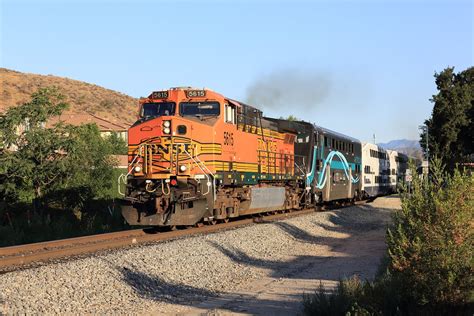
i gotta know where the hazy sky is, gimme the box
[1,0,472,142]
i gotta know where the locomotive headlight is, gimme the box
[179,165,187,172]
[134,166,142,173]
[163,127,171,134]
[163,120,171,128]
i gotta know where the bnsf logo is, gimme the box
[149,143,191,155]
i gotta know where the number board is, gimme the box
[186,90,206,98]
[150,91,169,99]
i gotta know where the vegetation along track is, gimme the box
[0,200,368,273]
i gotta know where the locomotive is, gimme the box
[121,87,399,227]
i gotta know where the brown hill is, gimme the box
[0,68,138,125]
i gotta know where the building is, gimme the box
[47,113,129,141]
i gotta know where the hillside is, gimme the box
[0,68,138,125]
[378,139,421,150]
[378,139,424,160]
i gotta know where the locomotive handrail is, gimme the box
[182,147,214,199]
[295,163,306,177]
[127,144,144,176]
[189,147,215,177]
[117,144,145,196]
[256,149,298,176]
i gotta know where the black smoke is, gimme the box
[245,68,332,112]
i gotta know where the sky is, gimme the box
[1,0,473,143]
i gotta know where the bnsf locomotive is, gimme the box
[121,87,407,226]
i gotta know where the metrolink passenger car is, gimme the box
[121,87,406,227]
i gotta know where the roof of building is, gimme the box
[47,113,129,131]
[110,155,129,168]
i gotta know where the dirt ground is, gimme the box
[158,196,401,315]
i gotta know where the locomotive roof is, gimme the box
[228,99,262,114]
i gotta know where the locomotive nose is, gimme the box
[127,116,191,179]
[128,117,173,143]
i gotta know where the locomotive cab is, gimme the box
[128,88,238,174]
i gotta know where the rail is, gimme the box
[0,200,371,273]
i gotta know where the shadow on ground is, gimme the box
[117,202,395,314]
[315,204,394,233]
[118,265,307,315]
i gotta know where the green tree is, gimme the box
[279,115,299,121]
[0,87,118,216]
[0,87,72,208]
[106,132,128,155]
[421,67,474,169]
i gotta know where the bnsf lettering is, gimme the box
[150,143,191,155]
[151,144,169,154]
[224,132,234,146]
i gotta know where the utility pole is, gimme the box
[419,125,429,176]
[426,126,429,163]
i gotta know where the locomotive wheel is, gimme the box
[170,225,177,231]
[220,218,229,224]
[195,222,204,228]
[208,220,217,225]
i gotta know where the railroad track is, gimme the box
[0,200,368,273]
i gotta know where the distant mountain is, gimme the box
[378,139,421,150]
[378,139,424,160]
[0,68,138,125]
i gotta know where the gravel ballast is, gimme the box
[0,196,400,314]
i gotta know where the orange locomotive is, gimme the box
[121,87,307,226]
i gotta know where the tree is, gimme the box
[0,87,72,208]
[421,67,474,169]
[106,132,128,155]
[279,115,300,121]
[0,87,118,216]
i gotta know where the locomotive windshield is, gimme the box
[140,102,176,118]
[180,102,220,117]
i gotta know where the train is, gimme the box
[120,87,412,226]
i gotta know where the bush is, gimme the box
[302,277,369,316]
[0,199,128,246]
[387,160,474,308]
[302,161,474,315]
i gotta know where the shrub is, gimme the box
[302,277,368,316]
[387,160,474,307]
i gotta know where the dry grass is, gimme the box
[0,68,138,125]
